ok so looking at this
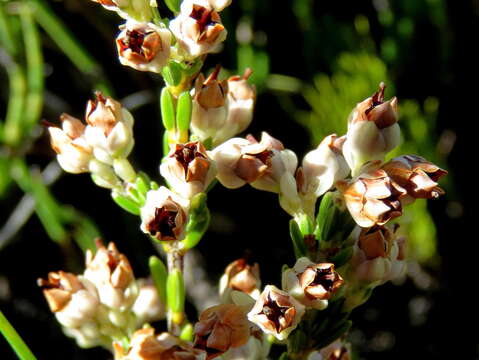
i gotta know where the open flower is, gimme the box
[160,141,216,199]
[342,83,400,174]
[337,164,407,228]
[194,304,250,359]
[282,258,344,310]
[38,271,99,329]
[84,92,135,164]
[84,241,137,310]
[48,114,93,174]
[297,134,350,200]
[169,0,227,59]
[247,285,305,341]
[140,187,189,241]
[219,258,261,302]
[116,20,171,73]
[382,155,447,202]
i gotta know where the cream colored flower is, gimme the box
[48,114,93,174]
[132,279,165,325]
[194,304,251,359]
[247,285,305,341]
[84,241,137,311]
[342,83,400,175]
[116,20,171,73]
[169,1,227,59]
[90,0,152,22]
[219,258,261,303]
[282,257,343,310]
[160,141,217,199]
[140,187,189,241]
[337,164,407,228]
[84,92,135,164]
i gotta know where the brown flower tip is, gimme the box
[338,167,407,228]
[221,258,261,295]
[363,82,398,129]
[194,304,250,359]
[189,5,224,43]
[85,92,123,135]
[358,225,394,260]
[38,271,84,312]
[299,263,344,300]
[382,155,447,200]
[172,142,210,182]
[194,71,228,109]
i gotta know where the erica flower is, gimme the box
[84,92,135,164]
[90,0,152,22]
[342,83,400,174]
[132,279,165,325]
[247,285,305,341]
[140,187,189,241]
[169,0,227,59]
[219,258,261,302]
[48,114,93,174]
[160,141,217,199]
[116,20,171,73]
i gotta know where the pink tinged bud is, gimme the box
[140,187,189,241]
[191,71,229,145]
[48,114,93,174]
[117,21,171,73]
[337,166,407,228]
[219,259,261,302]
[84,92,134,163]
[194,304,251,359]
[84,241,137,310]
[299,134,350,199]
[169,1,227,58]
[247,285,305,341]
[343,83,400,174]
[160,142,217,199]
[382,155,447,201]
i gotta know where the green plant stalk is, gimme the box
[165,248,186,336]
[0,309,37,360]
[0,3,19,56]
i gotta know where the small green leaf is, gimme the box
[315,192,335,242]
[163,130,171,158]
[164,0,181,14]
[167,269,185,314]
[289,219,307,258]
[182,208,210,250]
[160,87,176,131]
[176,91,192,134]
[179,323,194,341]
[296,213,314,235]
[330,246,353,268]
[149,256,168,304]
[135,172,151,196]
[111,191,140,215]
[0,309,37,360]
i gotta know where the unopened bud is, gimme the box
[219,258,261,303]
[90,0,152,22]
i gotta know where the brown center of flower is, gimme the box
[260,295,290,332]
[122,30,147,56]
[365,82,386,115]
[311,267,336,292]
[147,207,178,239]
[174,143,205,174]
[190,5,217,34]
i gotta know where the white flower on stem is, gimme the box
[84,241,138,311]
[160,141,217,199]
[132,279,165,325]
[247,285,305,341]
[169,0,227,59]
[342,83,400,175]
[84,92,135,164]
[38,271,99,329]
[47,114,93,174]
[282,257,344,310]
[140,187,189,241]
[116,20,171,73]
[219,258,261,303]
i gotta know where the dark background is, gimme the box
[1,0,477,358]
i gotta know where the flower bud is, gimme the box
[298,134,350,200]
[342,83,400,174]
[190,70,229,145]
[194,304,251,359]
[247,285,305,341]
[219,258,261,303]
[140,187,189,241]
[90,0,152,22]
[116,20,171,73]
[169,1,227,59]
[84,92,135,164]
[160,141,217,199]
[337,164,407,228]
[211,132,298,194]
[282,257,343,310]
[48,114,93,174]
[132,279,165,325]
[38,271,99,328]
[84,241,137,310]
[382,155,447,202]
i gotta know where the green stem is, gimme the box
[0,309,37,360]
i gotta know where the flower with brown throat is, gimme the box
[160,141,217,199]
[247,285,305,341]
[140,187,189,241]
[116,20,171,73]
